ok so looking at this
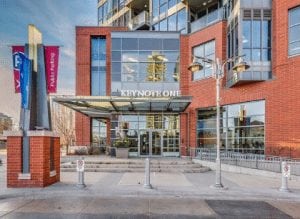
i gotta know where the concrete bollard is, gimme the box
[77,157,86,188]
[144,157,152,189]
[279,161,290,192]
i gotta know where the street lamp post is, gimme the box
[188,55,250,188]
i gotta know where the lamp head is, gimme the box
[188,57,204,72]
[232,58,250,73]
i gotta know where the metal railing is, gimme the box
[194,148,300,176]
[128,11,150,30]
[191,8,225,33]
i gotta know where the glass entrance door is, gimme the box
[139,130,162,156]
[151,131,162,156]
[140,130,150,156]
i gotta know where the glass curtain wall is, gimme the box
[152,0,187,33]
[197,100,265,154]
[91,37,106,96]
[111,33,180,93]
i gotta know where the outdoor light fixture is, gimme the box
[188,55,250,189]
[232,57,250,73]
[188,57,203,72]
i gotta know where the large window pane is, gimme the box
[262,20,271,48]
[290,6,300,26]
[192,40,215,81]
[91,37,106,96]
[252,21,261,48]
[288,6,300,56]
[160,19,167,31]
[197,100,265,154]
[122,38,138,50]
[290,25,300,42]
[243,20,251,48]
[168,13,177,31]
[177,9,186,33]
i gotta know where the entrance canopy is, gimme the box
[53,96,192,117]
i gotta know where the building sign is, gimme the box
[12,46,25,93]
[76,159,85,172]
[282,162,291,178]
[120,90,181,97]
[44,46,59,93]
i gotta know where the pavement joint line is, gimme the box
[0,198,35,218]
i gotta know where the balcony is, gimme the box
[190,7,224,33]
[227,71,272,87]
[128,11,150,30]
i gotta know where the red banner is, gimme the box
[12,46,25,93]
[44,46,59,93]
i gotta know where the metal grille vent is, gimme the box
[253,9,261,19]
[263,10,271,19]
[243,9,251,19]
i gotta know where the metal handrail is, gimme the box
[195,148,300,175]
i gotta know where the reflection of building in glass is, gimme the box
[146,53,167,82]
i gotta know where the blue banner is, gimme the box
[18,53,31,109]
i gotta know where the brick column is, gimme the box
[5,131,60,188]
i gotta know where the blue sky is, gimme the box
[0,0,97,122]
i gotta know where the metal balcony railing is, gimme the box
[128,11,150,30]
[194,148,300,176]
[191,8,225,33]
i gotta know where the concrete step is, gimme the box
[61,167,210,173]
[60,159,210,173]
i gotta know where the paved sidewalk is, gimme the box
[1,156,300,218]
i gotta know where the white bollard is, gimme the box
[144,157,152,189]
[279,161,290,192]
[77,157,86,188]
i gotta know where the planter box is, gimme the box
[116,148,129,158]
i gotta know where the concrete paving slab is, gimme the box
[119,172,193,187]
[268,201,300,219]
[222,172,300,190]
[14,197,91,214]
[149,198,216,217]
[82,197,149,214]
[0,197,31,212]
[206,200,292,219]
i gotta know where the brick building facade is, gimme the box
[71,0,300,158]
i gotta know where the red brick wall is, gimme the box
[180,1,300,158]
[7,135,60,188]
[75,27,126,145]
[6,136,22,187]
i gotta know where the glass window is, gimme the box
[163,39,179,50]
[139,38,162,50]
[289,6,300,56]
[160,19,167,31]
[242,11,271,62]
[91,37,106,96]
[168,0,177,8]
[92,119,107,145]
[177,9,187,33]
[192,40,215,81]
[252,21,261,48]
[168,13,177,31]
[112,38,121,50]
[197,100,265,154]
[122,38,138,50]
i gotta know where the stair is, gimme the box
[60,158,210,173]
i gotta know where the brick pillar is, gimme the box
[5,131,60,188]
